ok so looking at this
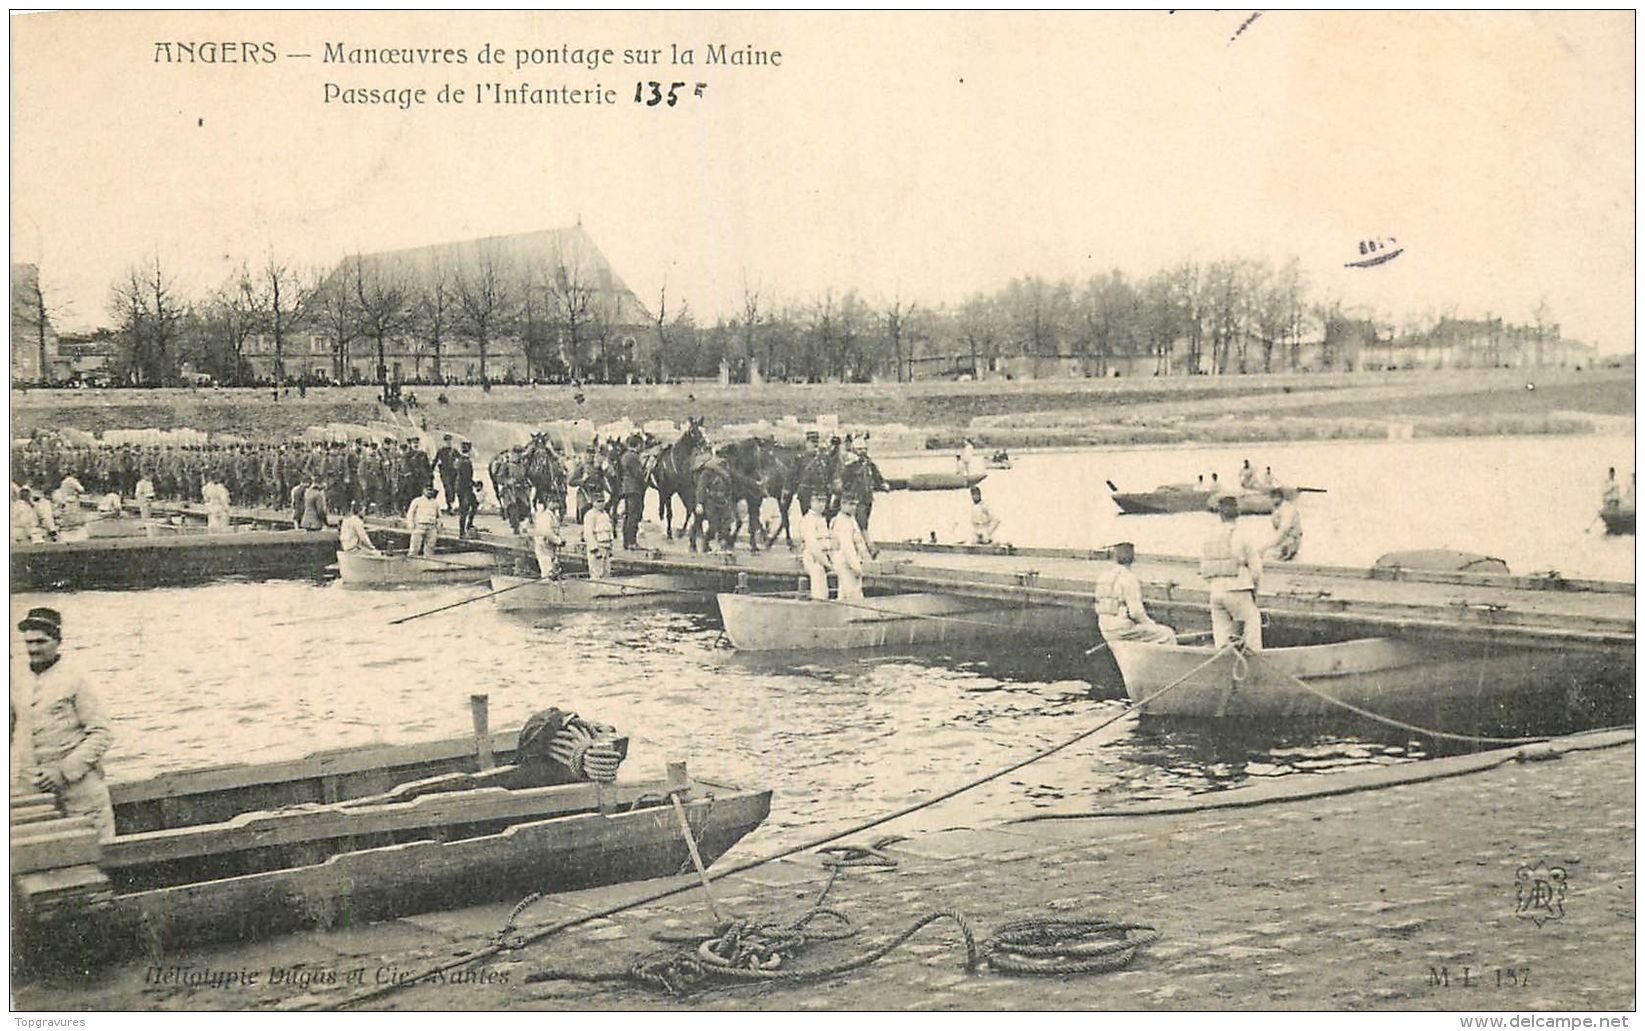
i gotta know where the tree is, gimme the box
[311,256,360,384]
[197,265,261,384]
[956,292,1002,378]
[255,257,311,387]
[453,242,514,387]
[883,296,916,384]
[414,255,455,383]
[108,257,186,386]
[352,254,415,396]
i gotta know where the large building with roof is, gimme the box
[242,223,654,384]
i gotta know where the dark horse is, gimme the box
[646,419,708,545]
[724,438,800,551]
[523,433,567,511]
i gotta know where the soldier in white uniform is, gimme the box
[13,608,115,840]
[1263,486,1303,561]
[1202,493,1264,649]
[1092,542,1176,644]
[830,497,874,601]
[799,493,835,600]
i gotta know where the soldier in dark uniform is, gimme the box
[838,436,889,533]
[694,446,737,552]
[454,441,479,538]
[404,440,433,506]
[434,434,461,513]
[797,433,830,518]
[618,433,647,549]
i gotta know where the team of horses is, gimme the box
[485,421,802,553]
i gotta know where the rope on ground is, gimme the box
[982,918,1160,976]
[1244,649,1551,746]
[324,649,1226,1011]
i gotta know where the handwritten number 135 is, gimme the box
[635,81,687,106]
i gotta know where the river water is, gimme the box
[9,436,1633,857]
[876,434,1636,581]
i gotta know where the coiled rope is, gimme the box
[325,647,1228,1011]
[981,918,1161,976]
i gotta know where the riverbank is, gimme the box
[15,729,1633,1012]
[9,368,1631,450]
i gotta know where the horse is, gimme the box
[646,419,708,547]
[723,438,798,552]
[523,433,567,512]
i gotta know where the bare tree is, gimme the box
[883,296,916,384]
[109,257,186,386]
[453,242,514,387]
[956,292,1001,378]
[415,255,455,383]
[740,278,764,383]
[255,257,311,387]
[200,264,261,384]
[352,254,415,397]
[311,256,360,384]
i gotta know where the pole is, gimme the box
[470,694,493,770]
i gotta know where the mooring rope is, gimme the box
[324,647,1229,1011]
[1243,649,1550,746]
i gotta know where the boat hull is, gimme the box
[337,549,493,586]
[716,590,1087,652]
[490,573,704,613]
[1109,637,1633,721]
[1111,488,1275,515]
[14,733,770,964]
[883,471,988,492]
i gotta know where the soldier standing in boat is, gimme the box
[301,479,330,532]
[1601,467,1621,509]
[1263,485,1303,562]
[830,496,875,601]
[405,483,442,557]
[530,498,566,579]
[582,486,615,579]
[799,492,835,600]
[12,608,115,840]
[1093,542,1176,644]
[1202,493,1264,649]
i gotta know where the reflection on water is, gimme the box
[9,579,1570,853]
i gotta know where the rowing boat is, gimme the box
[1371,550,1510,576]
[716,590,1087,652]
[882,471,988,492]
[336,549,495,586]
[12,726,770,966]
[490,573,705,613]
[1110,485,1277,515]
[1108,636,1632,721]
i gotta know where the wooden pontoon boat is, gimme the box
[336,549,495,586]
[716,590,1087,652]
[11,724,770,966]
[490,573,705,613]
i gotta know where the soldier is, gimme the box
[797,433,831,517]
[570,441,607,525]
[1203,492,1264,649]
[435,434,461,513]
[838,436,889,533]
[618,433,647,549]
[404,439,433,508]
[455,441,479,538]
[1093,542,1176,644]
[693,446,737,552]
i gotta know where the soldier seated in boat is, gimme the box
[1262,485,1303,562]
[969,485,1001,544]
[1202,493,1264,650]
[338,501,381,555]
[1093,542,1176,645]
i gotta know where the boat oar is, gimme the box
[1296,486,1328,494]
[388,577,546,625]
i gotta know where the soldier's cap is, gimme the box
[829,435,841,445]
[18,606,62,640]
[805,431,820,442]
[627,433,643,446]
[460,441,472,450]
[840,495,860,507]
[1112,540,1137,559]
[443,433,453,440]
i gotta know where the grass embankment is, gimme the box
[8,368,1629,450]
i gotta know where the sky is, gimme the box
[9,11,1636,350]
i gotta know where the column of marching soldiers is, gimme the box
[11,436,439,518]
